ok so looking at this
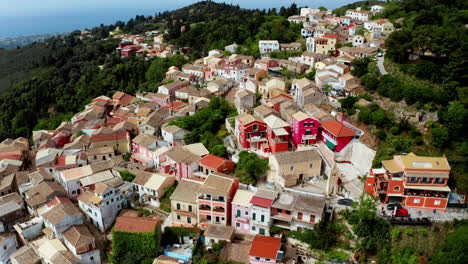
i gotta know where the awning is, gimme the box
[404,185,451,192]
[325,140,335,150]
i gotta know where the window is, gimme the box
[237,209,241,217]
[106,201,109,205]
[176,215,181,220]
[176,203,181,210]
[253,213,256,221]
[434,178,443,184]
[245,211,249,216]
[188,205,193,212]
[111,198,114,202]
[290,166,294,171]
[297,212,303,220]
[90,257,94,261]
[236,223,240,228]
[266,259,271,261]
[393,186,400,192]
[434,200,441,205]
[310,163,314,168]
[255,257,260,260]
[253,124,258,131]
[187,217,192,224]
[261,215,265,223]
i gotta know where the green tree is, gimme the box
[430,127,449,148]
[235,151,269,184]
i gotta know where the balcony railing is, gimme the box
[404,191,448,198]
[213,207,225,213]
[248,136,267,142]
[303,134,316,140]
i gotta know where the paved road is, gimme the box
[376,54,388,75]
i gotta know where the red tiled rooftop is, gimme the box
[164,101,189,111]
[55,156,67,166]
[91,131,128,142]
[114,216,160,233]
[250,196,274,208]
[323,33,340,39]
[249,235,281,259]
[198,154,234,170]
[321,120,355,137]
[46,196,71,208]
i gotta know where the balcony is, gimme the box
[404,191,449,199]
[213,207,225,213]
[199,205,212,211]
[198,195,226,202]
[248,136,267,143]
[271,214,292,222]
[303,134,316,140]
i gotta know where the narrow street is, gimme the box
[376,54,388,75]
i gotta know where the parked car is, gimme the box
[387,203,403,211]
[338,198,353,206]
[395,208,409,217]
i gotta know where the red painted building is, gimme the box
[264,115,290,154]
[320,120,355,153]
[235,114,267,151]
[365,153,451,211]
[291,111,320,148]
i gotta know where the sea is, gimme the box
[0,0,356,38]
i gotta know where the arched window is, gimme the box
[393,186,400,192]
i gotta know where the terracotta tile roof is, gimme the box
[321,120,355,137]
[10,246,40,264]
[42,202,82,226]
[91,131,128,142]
[250,196,274,208]
[170,179,202,203]
[198,154,234,171]
[204,224,235,239]
[46,196,71,208]
[114,215,160,233]
[249,235,281,259]
[26,181,66,208]
[63,225,95,247]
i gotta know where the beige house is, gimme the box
[259,78,286,101]
[133,172,176,207]
[235,89,256,114]
[170,179,202,227]
[268,149,322,187]
[87,146,115,163]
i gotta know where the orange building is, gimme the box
[365,153,451,211]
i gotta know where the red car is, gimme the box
[395,208,409,217]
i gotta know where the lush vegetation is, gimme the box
[291,221,343,250]
[111,228,159,264]
[159,184,176,212]
[160,2,302,58]
[234,151,269,185]
[118,170,136,182]
[169,97,236,157]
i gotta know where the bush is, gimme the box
[111,229,159,264]
[376,129,387,140]
[405,228,414,236]
[391,227,402,240]
[119,170,136,182]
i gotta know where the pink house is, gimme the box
[254,59,279,71]
[231,189,255,233]
[249,235,283,264]
[131,134,165,167]
[291,111,320,148]
[159,145,201,180]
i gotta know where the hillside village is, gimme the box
[0,3,466,264]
